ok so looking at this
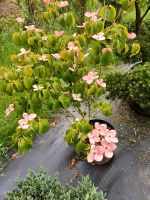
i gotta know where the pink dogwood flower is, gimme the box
[127,33,136,39]
[69,64,77,72]
[92,32,105,41]
[96,79,106,88]
[67,42,79,53]
[55,31,64,37]
[42,36,48,41]
[101,139,117,158]
[95,122,107,130]
[51,53,61,59]
[82,71,98,84]
[58,1,69,8]
[5,104,14,117]
[88,129,100,145]
[18,113,37,129]
[85,10,99,18]
[33,84,44,91]
[105,130,118,143]
[25,25,35,31]
[39,54,48,61]
[16,17,25,23]
[34,28,43,33]
[87,145,104,162]
[72,94,82,101]
[22,113,37,121]
[18,48,29,56]
[76,23,86,28]
[43,0,52,4]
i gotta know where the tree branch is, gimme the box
[141,6,150,21]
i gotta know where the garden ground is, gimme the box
[0,0,20,18]
[0,100,150,200]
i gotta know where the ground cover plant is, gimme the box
[0,0,140,154]
[6,169,106,200]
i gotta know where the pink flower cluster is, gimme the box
[87,122,118,163]
[84,10,100,22]
[18,113,37,129]
[25,25,43,32]
[82,71,106,87]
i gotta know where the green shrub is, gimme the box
[6,170,106,200]
[106,62,150,113]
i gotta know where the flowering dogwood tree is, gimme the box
[0,0,140,153]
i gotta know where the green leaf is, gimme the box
[23,78,34,89]
[6,83,13,95]
[75,141,90,154]
[99,5,116,22]
[14,80,24,92]
[98,101,112,116]
[23,66,33,77]
[38,119,49,134]
[130,43,140,57]
[58,95,70,108]
[18,136,32,153]
[101,51,114,66]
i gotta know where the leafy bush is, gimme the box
[6,170,106,200]
[106,62,150,113]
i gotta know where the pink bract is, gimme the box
[58,1,69,8]
[16,17,25,23]
[87,145,104,162]
[25,25,35,31]
[5,104,14,117]
[127,33,136,39]
[82,71,98,84]
[51,53,61,59]
[43,0,52,4]
[88,130,100,145]
[96,79,106,88]
[92,32,105,41]
[55,31,64,37]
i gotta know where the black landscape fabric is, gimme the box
[0,101,150,200]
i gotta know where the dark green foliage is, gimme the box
[6,170,106,200]
[106,62,150,112]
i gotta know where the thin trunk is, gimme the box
[115,6,123,23]
[135,0,142,35]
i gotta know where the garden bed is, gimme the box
[0,100,150,200]
[0,0,20,18]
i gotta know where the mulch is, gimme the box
[0,0,20,18]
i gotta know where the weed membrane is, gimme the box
[0,102,150,200]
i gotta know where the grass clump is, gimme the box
[6,170,106,200]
